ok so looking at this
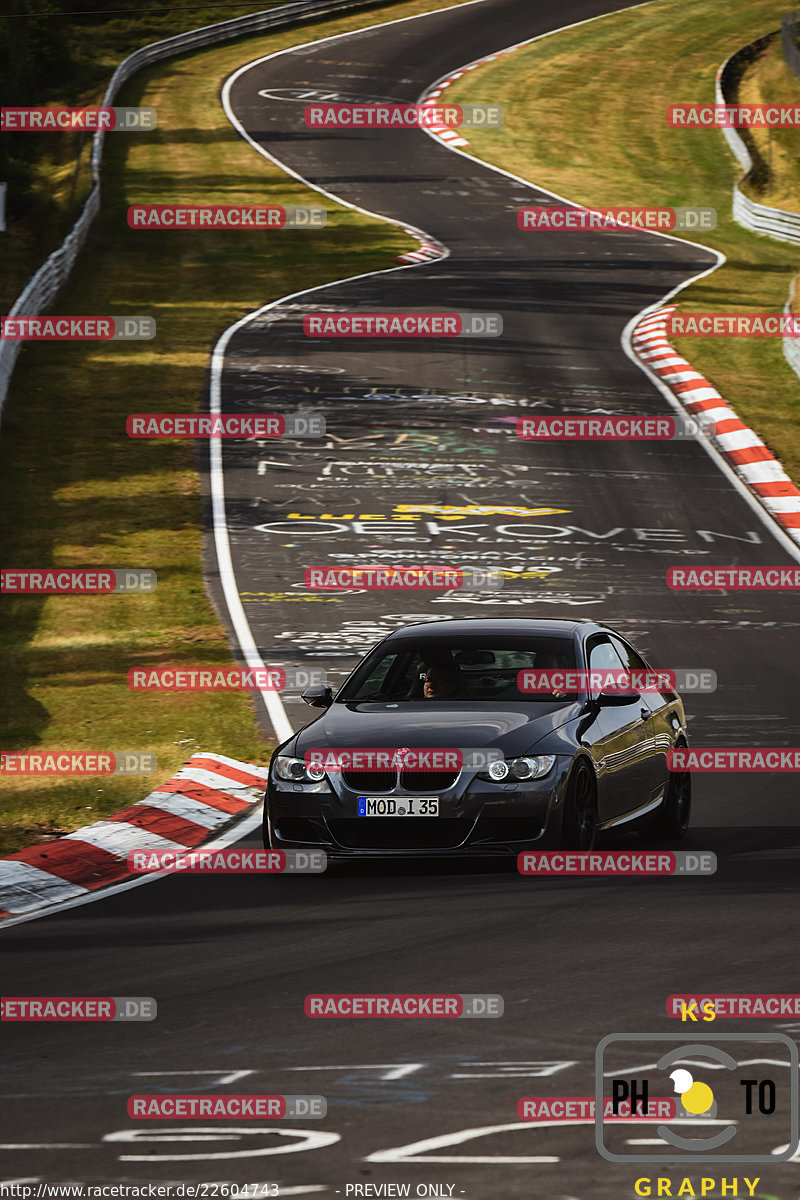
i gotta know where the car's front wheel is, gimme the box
[560,761,597,851]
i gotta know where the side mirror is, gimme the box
[598,689,641,706]
[301,684,334,709]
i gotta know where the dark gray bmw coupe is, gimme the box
[263,618,691,858]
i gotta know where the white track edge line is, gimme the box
[11,0,795,928]
[411,10,800,563]
[212,1,670,742]
[212,1,511,743]
[0,0,495,931]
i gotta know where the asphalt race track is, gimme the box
[3,1,800,1196]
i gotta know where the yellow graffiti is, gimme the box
[394,504,570,517]
[239,592,343,603]
[501,569,557,579]
[282,504,571,522]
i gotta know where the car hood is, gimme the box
[290,700,580,759]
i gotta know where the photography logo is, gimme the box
[595,1033,799,1162]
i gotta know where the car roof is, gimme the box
[384,617,611,641]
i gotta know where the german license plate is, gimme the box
[357,797,439,817]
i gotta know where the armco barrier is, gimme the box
[782,11,800,77]
[785,296,800,378]
[0,0,405,426]
[715,34,800,244]
[716,37,800,381]
[731,186,800,243]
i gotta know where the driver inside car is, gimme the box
[534,650,570,700]
[422,662,461,700]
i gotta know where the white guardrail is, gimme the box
[715,42,800,244]
[716,42,800,381]
[0,0,402,419]
[785,295,800,377]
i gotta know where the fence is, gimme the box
[0,0,404,422]
[717,36,800,244]
[785,297,800,378]
[716,37,800,381]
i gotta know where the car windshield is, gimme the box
[338,636,578,703]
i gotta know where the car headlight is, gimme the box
[479,755,556,782]
[272,755,326,783]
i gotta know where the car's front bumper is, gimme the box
[265,761,571,857]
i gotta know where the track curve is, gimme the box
[2,3,799,1197]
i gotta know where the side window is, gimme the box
[611,635,674,699]
[609,635,648,672]
[389,653,427,699]
[587,636,626,674]
[350,652,415,699]
[354,653,395,696]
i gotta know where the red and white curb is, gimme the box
[632,306,800,544]
[418,93,471,148]
[395,225,446,263]
[395,49,519,265]
[411,32,800,549]
[0,753,268,920]
[419,46,518,150]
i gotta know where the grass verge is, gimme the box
[0,0,474,856]
[1,0,303,311]
[443,0,800,482]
